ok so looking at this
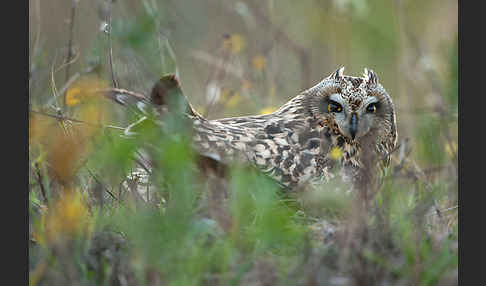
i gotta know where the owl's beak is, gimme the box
[350,113,358,140]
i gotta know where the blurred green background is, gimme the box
[29,1,458,285]
[29,0,458,162]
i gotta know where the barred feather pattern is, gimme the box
[189,96,339,188]
[189,97,368,188]
[148,68,397,189]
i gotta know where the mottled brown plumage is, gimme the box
[183,67,397,188]
[126,67,397,189]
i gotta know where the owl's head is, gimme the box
[304,67,397,152]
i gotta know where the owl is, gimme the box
[128,67,397,189]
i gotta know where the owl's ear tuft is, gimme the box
[363,68,379,86]
[330,67,345,80]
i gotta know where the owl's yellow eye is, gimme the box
[366,103,377,113]
[328,101,343,113]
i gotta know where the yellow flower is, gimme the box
[65,87,82,106]
[252,55,266,70]
[223,34,246,54]
[329,147,343,160]
[259,106,277,115]
[65,76,108,107]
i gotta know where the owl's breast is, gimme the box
[191,114,345,188]
[247,123,338,187]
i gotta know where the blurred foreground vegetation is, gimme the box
[29,0,457,285]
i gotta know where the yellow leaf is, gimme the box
[252,55,266,70]
[223,34,246,54]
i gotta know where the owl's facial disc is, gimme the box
[327,94,380,141]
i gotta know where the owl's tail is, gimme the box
[119,74,201,136]
[149,74,201,119]
[109,75,230,181]
[103,74,199,118]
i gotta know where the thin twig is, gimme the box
[64,0,79,89]
[85,167,119,202]
[134,151,152,175]
[49,46,81,107]
[46,65,98,106]
[441,205,458,213]
[50,51,61,109]
[433,199,444,221]
[57,46,81,75]
[34,163,48,204]
[96,88,148,102]
[29,109,126,131]
[108,0,118,88]
[427,205,458,217]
